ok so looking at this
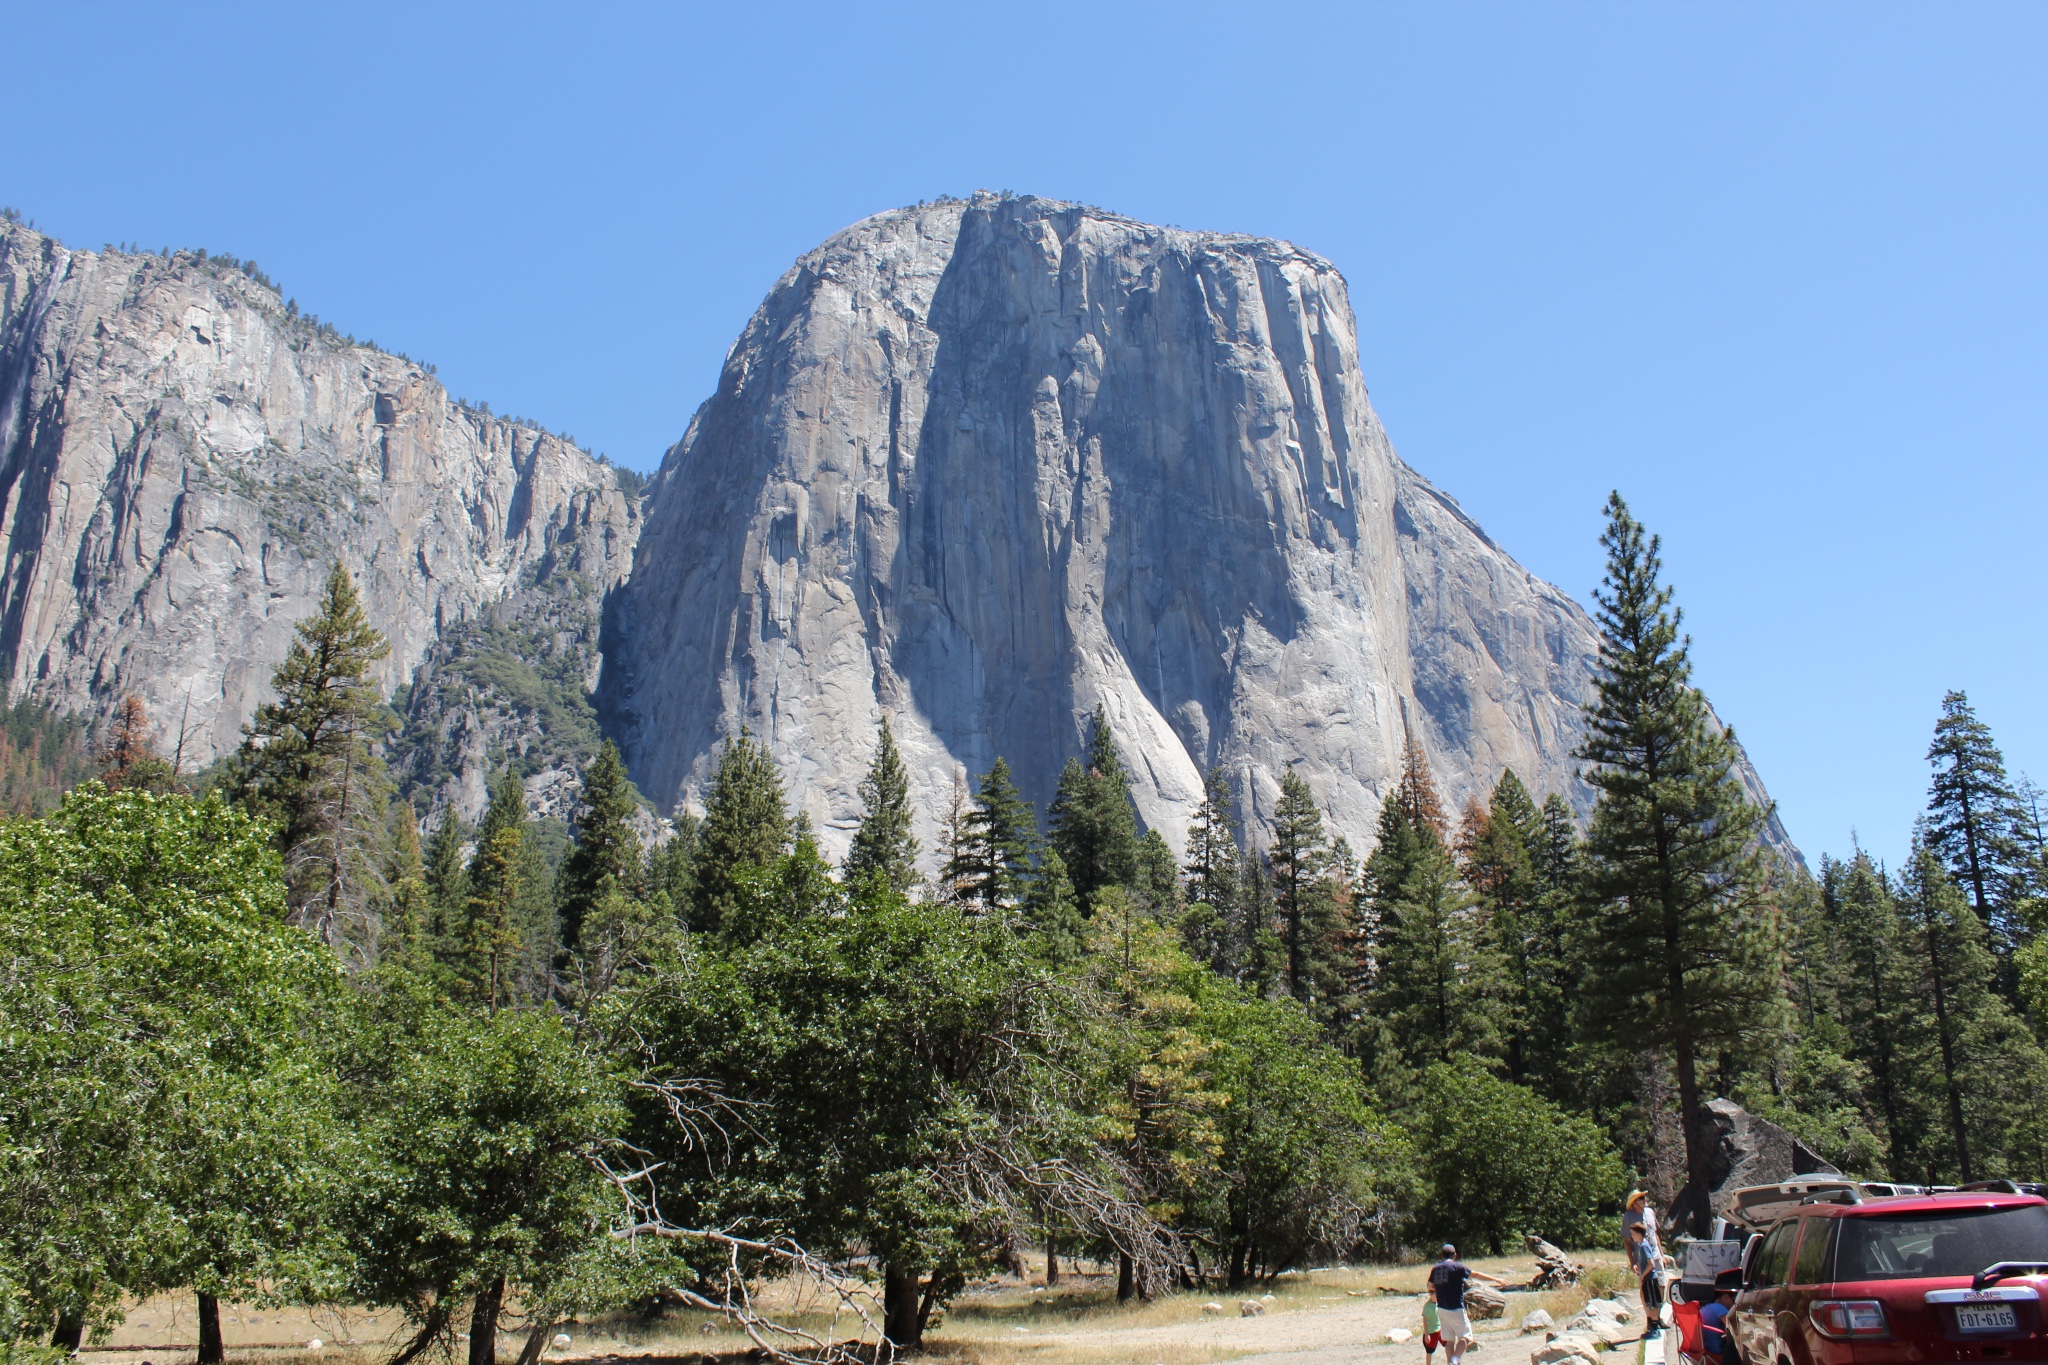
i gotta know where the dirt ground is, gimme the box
[79,1253,1646,1365]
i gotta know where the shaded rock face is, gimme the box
[0,224,637,815]
[615,194,1654,859]
[1669,1097,1840,1233]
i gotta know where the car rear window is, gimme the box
[1794,1218,1835,1284]
[1834,1206,2048,1281]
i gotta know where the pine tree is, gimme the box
[1269,767,1348,1020]
[423,810,471,958]
[97,696,177,793]
[226,563,393,951]
[460,770,529,1012]
[944,758,1035,910]
[1458,771,1556,1086]
[1134,829,1182,921]
[647,811,698,922]
[1573,493,1784,1235]
[381,800,432,970]
[558,741,641,951]
[1238,845,1283,996]
[1362,785,1502,1072]
[1047,707,1139,907]
[1022,846,1086,963]
[844,718,919,896]
[1925,691,2027,944]
[1180,770,1243,976]
[1820,852,1928,1172]
[692,729,791,934]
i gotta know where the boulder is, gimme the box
[1240,1300,1266,1317]
[551,1336,572,1350]
[1531,1335,1602,1365]
[1468,1285,1508,1320]
[1520,1310,1554,1334]
[1558,1305,1635,1348]
[1668,1098,1840,1232]
[1385,1328,1415,1344]
[1201,1303,1224,1316]
[1526,1235,1583,1289]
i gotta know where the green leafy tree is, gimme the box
[1572,493,1785,1235]
[225,563,393,952]
[844,718,919,897]
[1048,707,1139,907]
[1408,1060,1625,1254]
[0,787,335,1356]
[335,982,651,1365]
[630,882,1120,1352]
[690,730,790,935]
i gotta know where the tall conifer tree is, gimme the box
[227,563,393,949]
[1925,691,2027,945]
[945,758,1035,911]
[1573,493,1783,1235]
[1048,707,1140,907]
[691,730,791,934]
[1269,768,1349,1020]
[558,741,641,951]
[844,718,920,896]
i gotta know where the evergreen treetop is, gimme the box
[1925,690,2027,938]
[1048,706,1140,907]
[692,728,791,935]
[845,717,920,897]
[558,741,641,950]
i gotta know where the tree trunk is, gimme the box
[1228,1239,1249,1290]
[513,1321,553,1365]
[198,1293,224,1365]
[1044,1235,1060,1286]
[1925,911,1974,1181]
[1116,1250,1135,1303]
[469,1276,505,1365]
[882,1262,922,1352]
[51,1310,84,1353]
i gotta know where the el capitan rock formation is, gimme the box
[610,193,1775,860]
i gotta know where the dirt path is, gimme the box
[1023,1287,1558,1365]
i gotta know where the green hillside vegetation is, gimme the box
[5,495,2048,1362]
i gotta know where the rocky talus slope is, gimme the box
[0,223,638,819]
[612,193,1780,859]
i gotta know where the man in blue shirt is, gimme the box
[1427,1244,1506,1365]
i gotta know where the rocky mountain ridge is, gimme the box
[0,221,637,820]
[0,200,1787,864]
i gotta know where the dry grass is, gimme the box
[85,1250,1640,1365]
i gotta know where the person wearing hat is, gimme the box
[1427,1243,1506,1365]
[1622,1189,1661,1257]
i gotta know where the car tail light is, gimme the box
[1811,1300,1890,1340]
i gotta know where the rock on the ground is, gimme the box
[1559,1303,1635,1348]
[611,192,1793,863]
[1531,1335,1601,1365]
[1520,1309,1553,1333]
[1201,1302,1224,1315]
[550,1335,572,1350]
[1240,1300,1266,1317]
[1468,1285,1508,1319]
[1526,1236,1583,1289]
[1385,1328,1414,1343]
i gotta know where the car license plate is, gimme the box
[1956,1304,2018,1333]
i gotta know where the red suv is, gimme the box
[1731,1192,2048,1363]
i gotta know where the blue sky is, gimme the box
[3,2,2040,869]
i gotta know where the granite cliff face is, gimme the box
[0,222,637,818]
[612,193,1764,860]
